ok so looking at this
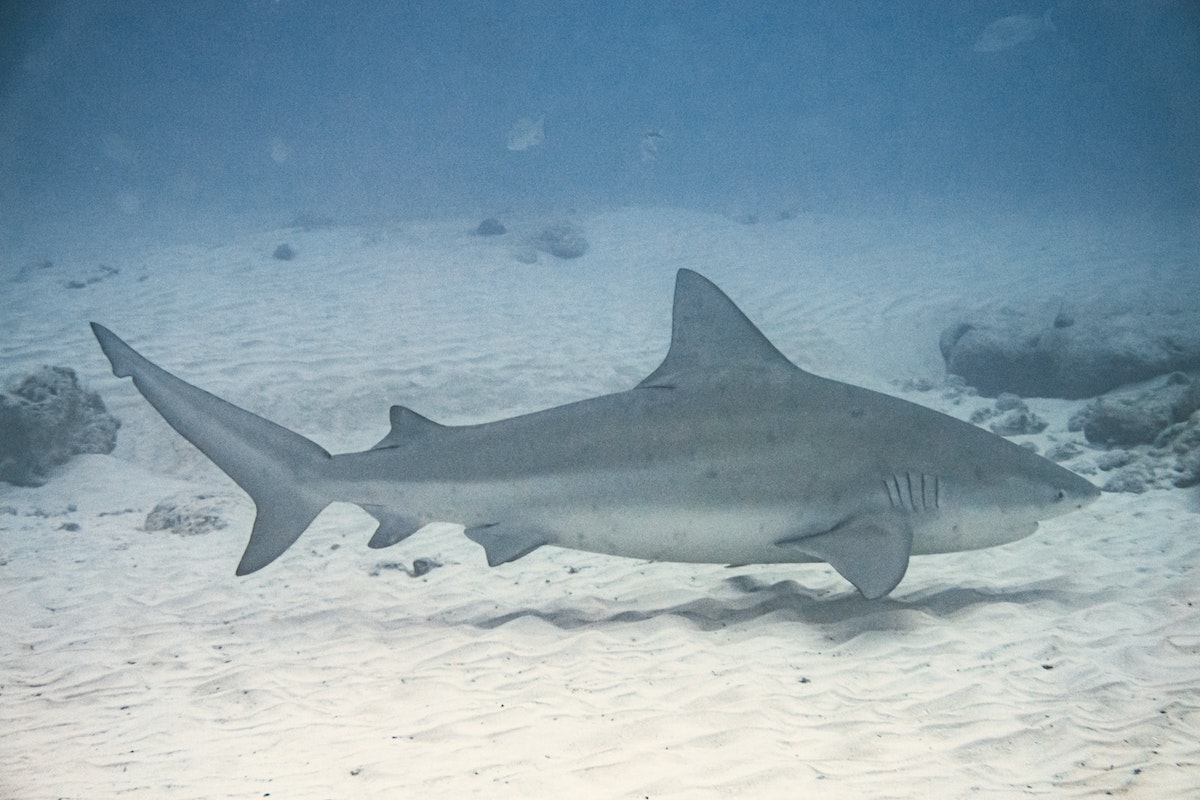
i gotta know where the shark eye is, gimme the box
[1053,489,1067,502]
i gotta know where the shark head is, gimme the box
[907,434,1101,556]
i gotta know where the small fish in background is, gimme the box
[972,8,1055,53]
[640,129,664,162]
[268,136,291,164]
[506,115,545,151]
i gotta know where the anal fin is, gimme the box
[465,523,550,567]
[777,516,913,600]
[362,505,424,549]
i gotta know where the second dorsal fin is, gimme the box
[371,405,444,450]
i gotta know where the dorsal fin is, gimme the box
[372,405,444,450]
[638,269,797,387]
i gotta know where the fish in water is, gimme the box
[506,115,544,151]
[91,270,1099,599]
[972,9,1055,53]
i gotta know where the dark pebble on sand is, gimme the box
[474,218,507,236]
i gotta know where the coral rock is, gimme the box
[0,367,119,486]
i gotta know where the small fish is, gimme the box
[641,129,664,162]
[506,115,544,151]
[972,9,1055,54]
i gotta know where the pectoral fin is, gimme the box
[778,516,913,599]
[465,523,550,567]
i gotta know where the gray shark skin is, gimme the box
[91,269,1099,599]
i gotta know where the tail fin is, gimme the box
[91,323,332,575]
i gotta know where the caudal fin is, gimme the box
[91,323,332,574]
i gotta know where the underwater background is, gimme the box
[2,0,1198,257]
[4,5,1200,798]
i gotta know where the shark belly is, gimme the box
[543,506,813,563]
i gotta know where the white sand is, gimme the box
[2,207,1198,798]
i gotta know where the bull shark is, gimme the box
[91,269,1099,599]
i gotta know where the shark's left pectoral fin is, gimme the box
[465,523,551,567]
[778,516,913,599]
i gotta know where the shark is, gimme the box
[91,269,1099,599]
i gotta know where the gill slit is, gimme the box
[884,472,941,512]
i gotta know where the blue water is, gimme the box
[2,1,1198,252]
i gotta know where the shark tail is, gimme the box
[91,323,332,575]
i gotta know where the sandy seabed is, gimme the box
[2,207,1198,798]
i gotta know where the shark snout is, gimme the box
[1052,471,1101,512]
